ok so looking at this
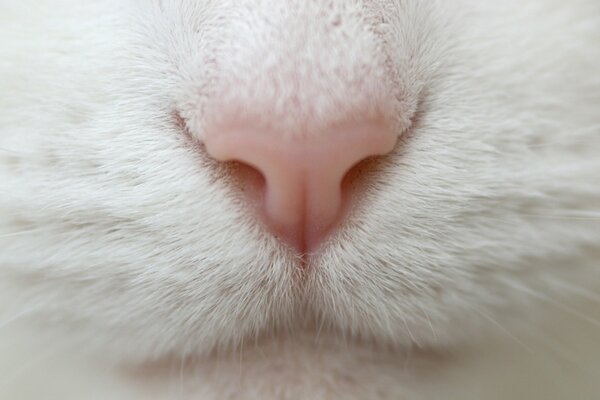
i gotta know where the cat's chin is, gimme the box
[123,332,451,400]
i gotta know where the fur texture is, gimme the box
[1,0,599,399]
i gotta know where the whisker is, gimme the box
[0,308,38,331]
[418,305,438,342]
[531,332,594,377]
[506,282,600,330]
[471,308,534,354]
[0,228,54,239]
[315,312,327,342]
[550,281,600,305]
[0,147,29,155]
[518,211,600,220]
[400,315,420,348]
[237,335,245,384]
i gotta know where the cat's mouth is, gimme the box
[123,331,453,393]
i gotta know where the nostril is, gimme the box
[226,159,308,249]
[340,155,383,215]
[228,160,267,212]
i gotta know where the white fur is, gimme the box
[1,0,599,399]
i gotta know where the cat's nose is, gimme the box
[203,120,397,253]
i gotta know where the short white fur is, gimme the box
[0,0,599,399]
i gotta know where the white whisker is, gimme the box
[472,308,534,354]
[532,333,592,376]
[550,281,600,305]
[507,283,600,330]
[519,211,600,220]
[0,228,53,239]
[401,315,420,348]
[419,305,438,342]
[0,308,37,331]
[0,147,28,155]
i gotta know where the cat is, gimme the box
[0,0,599,399]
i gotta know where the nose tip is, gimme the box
[204,120,397,253]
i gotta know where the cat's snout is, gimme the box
[181,1,402,253]
[203,119,397,253]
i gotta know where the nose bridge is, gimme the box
[206,0,393,137]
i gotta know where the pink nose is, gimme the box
[203,120,397,253]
